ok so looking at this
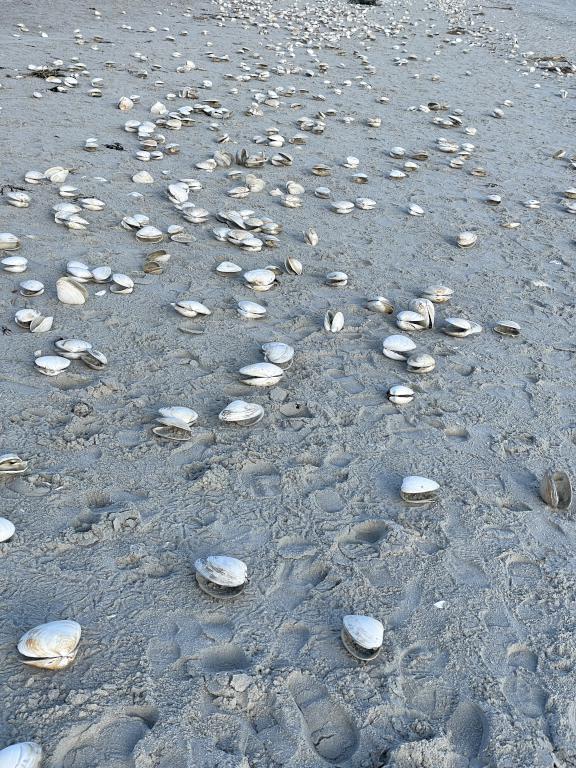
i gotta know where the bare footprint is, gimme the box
[287,671,359,763]
[447,701,488,762]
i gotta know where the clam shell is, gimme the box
[285,256,303,275]
[216,261,242,275]
[54,338,92,359]
[324,310,344,333]
[539,470,572,510]
[80,350,107,370]
[423,285,453,303]
[172,300,211,318]
[457,231,478,248]
[0,742,42,768]
[326,271,348,287]
[382,334,416,361]
[18,620,81,669]
[387,385,415,405]
[0,453,28,475]
[218,400,264,426]
[34,355,71,376]
[493,320,520,337]
[56,277,88,305]
[152,425,193,441]
[237,300,266,319]
[243,268,276,287]
[92,266,112,282]
[261,342,294,367]
[342,615,384,660]
[396,310,427,331]
[2,255,28,273]
[409,298,435,328]
[406,353,436,373]
[239,362,283,386]
[400,475,439,504]
[29,316,54,334]
[136,225,163,243]
[19,280,44,297]
[158,406,198,425]
[366,296,394,314]
[15,309,40,328]
[0,233,21,250]
[195,555,247,598]
[0,516,16,542]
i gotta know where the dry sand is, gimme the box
[0,0,575,765]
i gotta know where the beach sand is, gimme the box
[0,0,575,765]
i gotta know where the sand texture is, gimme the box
[0,0,575,765]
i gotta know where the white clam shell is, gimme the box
[158,406,198,425]
[324,310,344,333]
[15,309,40,327]
[239,362,283,386]
[406,353,436,373]
[19,280,44,296]
[400,475,439,503]
[387,385,414,404]
[172,300,211,317]
[243,268,276,286]
[195,555,247,587]
[54,338,92,358]
[30,316,53,334]
[261,342,294,366]
[2,255,28,272]
[396,310,426,331]
[56,277,88,305]
[216,261,242,274]
[219,400,264,425]
[0,453,28,474]
[18,620,81,669]
[0,232,21,250]
[0,742,42,768]
[343,615,384,650]
[34,356,71,376]
[382,334,417,360]
[237,300,266,318]
[0,517,16,542]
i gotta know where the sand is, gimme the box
[0,0,575,765]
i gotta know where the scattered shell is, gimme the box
[324,310,344,333]
[341,615,384,661]
[239,362,283,386]
[237,300,266,319]
[17,620,81,670]
[171,300,211,318]
[0,743,42,768]
[284,256,303,276]
[493,320,520,337]
[457,231,478,248]
[0,233,21,250]
[331,201,354,215]
[80,350,108,370]
[110,274,134,295]
[366,296,394,314]
[219,400,264,426]
[244,268,277,291]
[539,470,572,510]
[0,517,16,543]
[216,261,242,275]
[408,203,425,217]
[304,228,318,246]
[326,271,348,287]
[56,277,88,305]
[262,342,294,368]
[423,285,453,304]
[400,475,439,504]
[406,353,436,373]
[387,385,415,405]
[6,191,31,208]
[35,355,71,376]
[195,555,248,598]
[19,280,44,297]
[0,453,28,475]
[54,338,92,359]
[443,317,482,338]
[396,310,427,332]
[409,298,435,329]
[2,255,28,273]
[382,334,417,361]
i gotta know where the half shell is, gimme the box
[18,620,81,669]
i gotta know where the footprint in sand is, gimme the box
[287,671,359,763]
[447,701,489,763]
[51,709,157,768]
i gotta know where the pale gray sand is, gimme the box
[0,0,575,766]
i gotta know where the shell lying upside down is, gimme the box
[18,620,81,670]
[0,742,42,768]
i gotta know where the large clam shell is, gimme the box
[171,300,211,318]
[341,615,384,660]
[34,356,71,376]
[195,555,248,598]
[56,277,88,305]
[237,300,266,319]
[409,298,435,328]
[261,342,294,368]
[400,475,439,504]
[18,620,81,669]
[239,362,283,386]
[382,334,416,361]
[0,233,21,251]
[0,742,42,768]
[539,470,572,510]
[218,400,264,426]
[406,353,436,373]
[0,453,28,475]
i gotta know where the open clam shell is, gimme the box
[409,298,435,328]
[422,285,453,304]
[0,453,28,475]
[366,296,394,314]
[237,300,266,319]
[80,350,108,370]
[34,356,71,376]
[493,320,520,337]
[195,555,248,599]
[324,310,344,333]
[171,300,211,318]
[239,362,283,387]
[261,342,294,368]
[406,353,436,373]
[219,400,264,426]
[387,385,415,405]
[382,334,416,361]
[18,620,81,670]
[0,742,42,768]
[400,475,439,504]
[539,470,572,510]
[396,310,427,331]
[341,615,384,661]
[54,338,92,359]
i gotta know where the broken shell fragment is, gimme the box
[18,620,81,670]
[0,742,42,768]
[56,277,88,305]
[341,615,384,661]
[493,320,520,337]
[239,362,283,386]
[400,475,439,504]
[0,517,16,542]
[406,353,436,374]
[219,400,264,426]
[539,470,572,510]
[382,334,416,361]
[387,385,415,405]
[0,453,28,475]
[35,355,71,376]
[195,555,248,598]
[324,310,344,333]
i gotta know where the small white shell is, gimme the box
[457,231,478,248]
[366,296,394,314]
[218,400,264,426]
[423,285,453,304]
[493,320,520,337]
[406,353,436,373]
[216,261,242,275]
[15,309,40,328]
[195,555,248,598]
[0,742,42,768]
[243,268,276,287]
[285,255,303,274]
[56,277,88,305]
[400,476,439,504]
[324,310,344,333]
[387,385,415,405]
[396,310,427,331]
[158,406,198,425]
[18,620,81,669]
[262,342,294,367]
[110,274,134,294]
[0,453,28,475]
[0,517,16,542]
[382,334,416,361]
[409,298,435,329]
[237,300,266,319]
[19,280,44,297]
[34,355,71,376]
[326,271,348,287]
[342,615,384,659]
